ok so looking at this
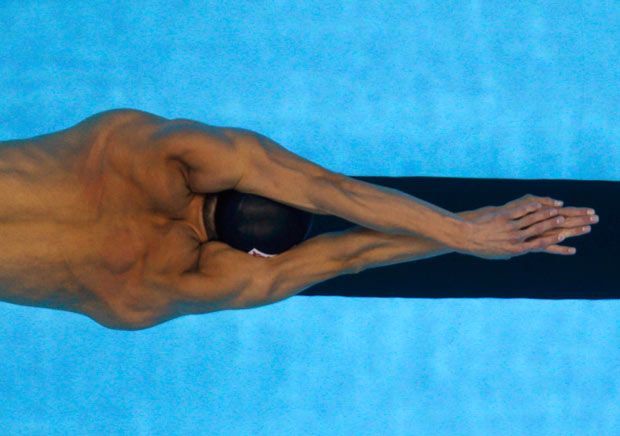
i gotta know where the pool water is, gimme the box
[0,1,618,435]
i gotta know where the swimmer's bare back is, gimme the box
[0,110,218,329]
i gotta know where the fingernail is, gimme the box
[555,200,563,206]
[587,209,595,215]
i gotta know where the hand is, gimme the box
[460,194,599,260]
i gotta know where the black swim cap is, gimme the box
[213,190,314,257]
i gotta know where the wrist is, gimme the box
[452,211,478,254]
[457,207,486,221]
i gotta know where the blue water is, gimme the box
[1,1,619,435]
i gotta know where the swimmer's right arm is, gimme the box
[166,198,589,312]
[170,234,364,312]
[170,210,483,312]
[225,213,473,309]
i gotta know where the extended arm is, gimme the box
[171,209,480,313]
[262,209,481,302]
[164,197,588,312]
[238,131,470,249]
[158,120,470,249]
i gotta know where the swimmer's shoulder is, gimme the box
[69,108,169,137]
[51,108,173,162]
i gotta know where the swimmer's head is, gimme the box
[206,190,314,256]
[202,194,220,242]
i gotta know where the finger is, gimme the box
[516,207,560,229]
[542,244,577,255]
[509,201,543,219]
[529,196,563,208]
[557,207,597,218]
[522,225,591,255]
[526,224,592,244]
[558,213,599,230]
[520,232,566,253]
[517,206,597,231]
[518,215,565,240]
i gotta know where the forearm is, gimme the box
[334,176,470,249]
[340,210,478,274]
[266,209,480,302]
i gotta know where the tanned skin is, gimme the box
[0,109,599,330]
[0,109,222,330]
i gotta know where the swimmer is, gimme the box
[0,109,599,330]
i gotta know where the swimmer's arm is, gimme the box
[269,208,485,301]
[158,120,469,249]
[261,209,485,304]
[171,235,363,312]
[233,131,470,250]
[172,209,480,312]
[171,232,375,312]
[249,210,482,306]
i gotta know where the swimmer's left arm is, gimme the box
[233,132,580,258]
[163,121,470,249]
[233,130,470,249]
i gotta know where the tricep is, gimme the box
[171,242,276,313]
[157,118,345,214]
[171,230,356,313]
